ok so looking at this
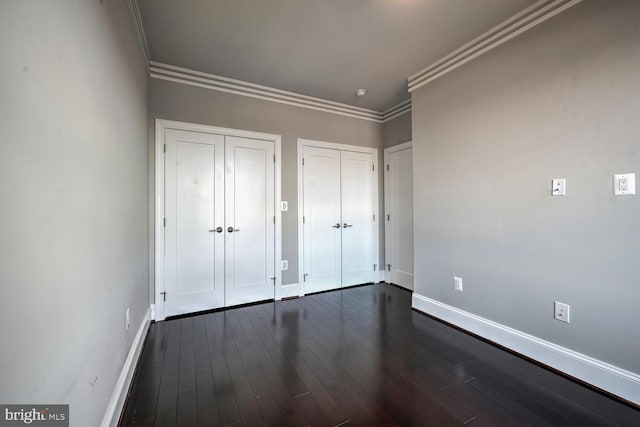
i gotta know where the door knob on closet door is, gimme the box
[209,227,223,233]
[332,223,342,229]
[227,226,240,233]
[343,223,353,228]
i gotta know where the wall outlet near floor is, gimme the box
[281,260,288,271]
[453,276,463,292]
[554,301,570,323]
[125,307,131,330]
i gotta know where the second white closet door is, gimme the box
[302,146,342,294]
[341,150,375,287]
[224,136,276,306]
[302,146,375,294]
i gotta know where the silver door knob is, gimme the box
[209,227,223,233]
[227,226,240,233]
[332,223,342,229]
[343,223,353,228]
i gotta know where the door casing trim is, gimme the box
[154,119,282,320]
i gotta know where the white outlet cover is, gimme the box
[453,276,463,292]
[554,301,570,323]
[551,178,566,196]
[613,173,635,195]
[281,260,288,271]
[281,201,288,211]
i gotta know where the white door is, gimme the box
[340,151,376,286]
[385,144,414,289]
[164,129,225,317]
[302,146,342,294]
[224,136,276,305]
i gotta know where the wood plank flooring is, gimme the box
[120,284,640,426]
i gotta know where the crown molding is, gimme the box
[127,0,150,71]
[408,0,583,93]
[150,62,406,123]
[382,100,412,123]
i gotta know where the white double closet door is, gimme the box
[302,146,376,294]
[164,129,275,317]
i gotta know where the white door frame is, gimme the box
[155,119,282,320]
[297,138,380,296]
[383,140,412,284]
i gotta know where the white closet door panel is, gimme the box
[225,136,275,305]
[341,151,375,286]
[165,129,225,316]
[387,146,414,289]
[302,146,342,294]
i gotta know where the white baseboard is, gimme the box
[280,283,301,299]
[412,293,640,405]
[101,306,152,427]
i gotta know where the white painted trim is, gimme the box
[297,138,380,295]
[297,138,379,155]
[384,140,413,154]
[412,293,640,405]
[408,0,583,92]
[126,0,150,71]
[154,119,282,320]
[150,62,387,123]
[381,100,412,123]
[280,283,301,300]
[101,306,151,427]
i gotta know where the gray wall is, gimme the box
[0,1,149,425]
[148,78,384,287]
[412,0,639,373]
[383,112,412,148]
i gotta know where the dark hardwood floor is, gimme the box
[120,284,640,426]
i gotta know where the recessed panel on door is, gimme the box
[164,129,225,317]
[385,145,414,289]
[340,151,375,286]
[302,146,342,294]
[224,136,275,306]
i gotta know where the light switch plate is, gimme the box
[551,179,566,196]
[613,173,635,195]
[281,201,288,211]
[281,260,288,271]
[453,276,463,292]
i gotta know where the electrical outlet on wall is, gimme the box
[613,173,635,195]
[554,301,570,323]
[453,276,463,292]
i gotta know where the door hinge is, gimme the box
[387,214,390,221]
[387,264,391,272]
[373,214,376,221]
[372,164,375,172]
[303,215,306,224]
[386,164,389,171]
[163,144,166,153]
[273,216,275,224]
[373,264,377,271]
[273,154,276,163]
[163,217,166,227]
[302,158,305,166]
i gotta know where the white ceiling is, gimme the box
[137,0,536,111]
